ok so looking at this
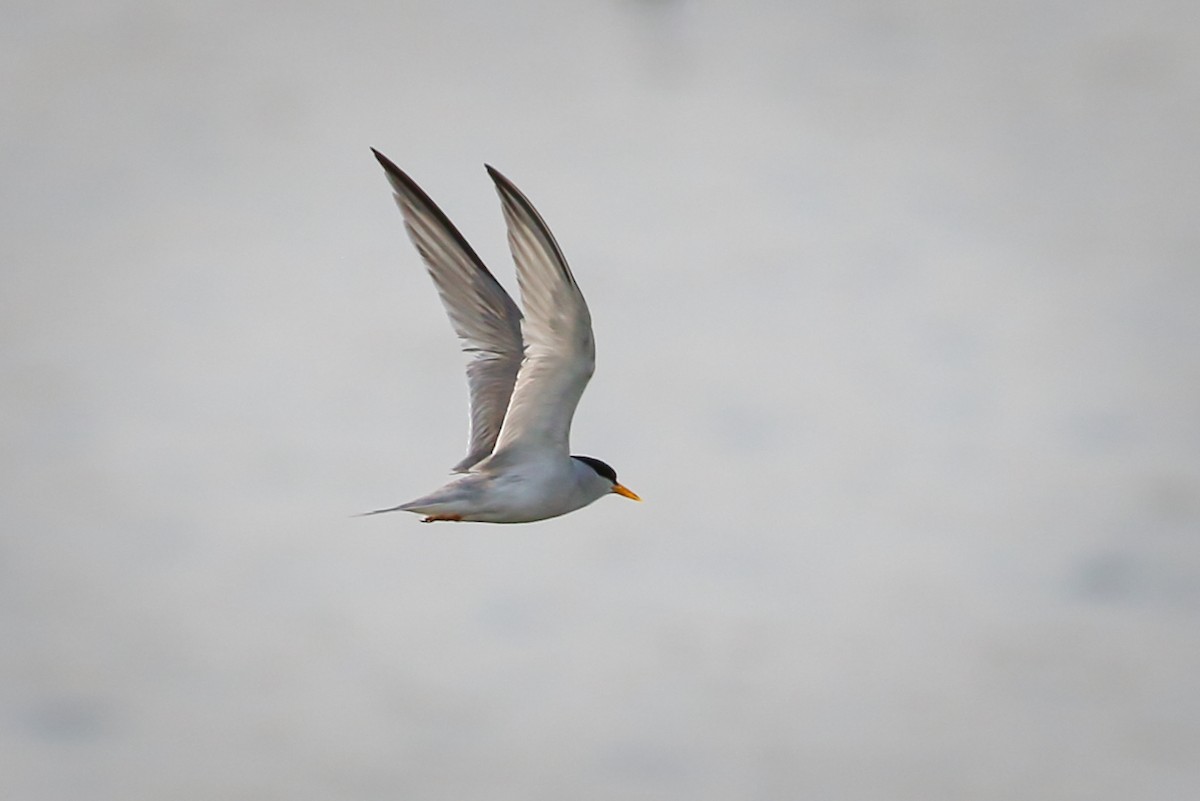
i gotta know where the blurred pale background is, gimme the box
[3,1,1198,798]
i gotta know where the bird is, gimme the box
[364,149,640,523]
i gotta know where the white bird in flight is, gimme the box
[365,149,640,523]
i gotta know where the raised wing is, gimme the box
[372,150,524,472]
[485,165,595,460]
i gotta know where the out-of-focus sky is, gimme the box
[3,1,1198,798]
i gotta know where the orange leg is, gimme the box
[421,514,463,523]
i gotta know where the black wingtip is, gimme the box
[484,163,512,188]
[372,147,402,175]
[483,164,527,207]
[482,163,575,284]
[371,149,427,199]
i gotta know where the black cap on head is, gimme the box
[572,455,617,484]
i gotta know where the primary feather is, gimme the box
[372,149,524,472]
[485,165,595,461]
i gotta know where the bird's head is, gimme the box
[572,455,641,502]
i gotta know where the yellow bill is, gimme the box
[612,483,641,501]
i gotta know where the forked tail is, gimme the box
[354,503,412,517]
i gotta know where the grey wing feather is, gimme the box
[372,150,524,472]
[485,165,595,459]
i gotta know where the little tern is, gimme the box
[365,150,640,523]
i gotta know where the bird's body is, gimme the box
[366,150,639,523]
[392,454,620,524]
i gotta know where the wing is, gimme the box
[372,149,524,472]
[485,165,595,460]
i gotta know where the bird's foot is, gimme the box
[421,514,464,523]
